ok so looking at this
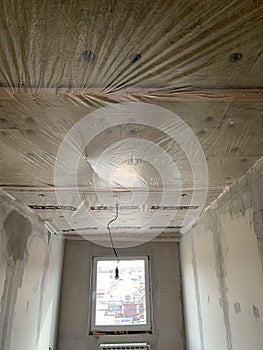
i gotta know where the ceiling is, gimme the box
[0,0,262,245]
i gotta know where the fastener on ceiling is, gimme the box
[204,116,214,122]
[229,52,242,62]
[130,53,141,63]
[228,120,235,127]
[82,50,95,61]
[180,193,188,197]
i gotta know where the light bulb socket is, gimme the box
[115,266,119,280]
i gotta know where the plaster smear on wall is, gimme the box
[0,191,64,350]
[181,157,263,350]
[0,210,32,349]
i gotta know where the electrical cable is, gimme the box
[107,203,120,262]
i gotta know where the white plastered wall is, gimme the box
[57,240,185,350]
[180,157,263,350]
[0,190,64,350]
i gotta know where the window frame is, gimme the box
[90,256,152,333]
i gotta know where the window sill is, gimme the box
[89,330,152,336]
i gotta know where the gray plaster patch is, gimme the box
[36,250,50,348]
[4,210,32,262]
[191,236,205,350]
[253,305,260,318]
[26,301,30,314]
[253,209,263,271]
[48,231,51,245]
[219,298,223,309]
[234,302,241,314]
[211,214,233,350]
[0,263,24,350]
[0,210,32,349]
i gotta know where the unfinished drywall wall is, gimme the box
[0,190,64,350]
[180,157,263,350]
[57,240,185,350]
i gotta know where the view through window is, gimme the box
[91,257,151,332]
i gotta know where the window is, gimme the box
[91,256,152,333]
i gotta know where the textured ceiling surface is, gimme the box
[0,0,262,243]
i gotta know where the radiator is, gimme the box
[100,342,150,350]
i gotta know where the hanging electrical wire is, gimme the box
[107,203,120,279]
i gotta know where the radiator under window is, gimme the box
[100,342,150,350]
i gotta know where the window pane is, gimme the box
[95,259,147,326]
